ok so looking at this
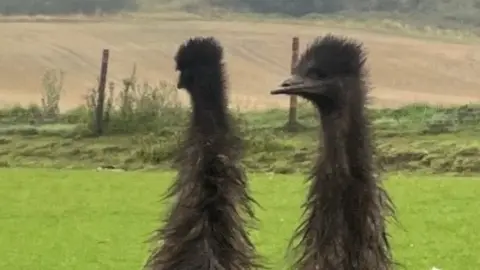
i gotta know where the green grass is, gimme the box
[1,168,479,269]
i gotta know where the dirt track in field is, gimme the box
[1,18,480,110]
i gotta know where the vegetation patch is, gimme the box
[1,70,480,174]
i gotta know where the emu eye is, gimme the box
[306,67,328,80]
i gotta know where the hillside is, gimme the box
[1,17,480,110]
[4,0,480,32]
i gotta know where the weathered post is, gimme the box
[95,49,109,136]
[286,37,300,131]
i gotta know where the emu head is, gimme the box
[271,34,366,115]
[174,36,223,97]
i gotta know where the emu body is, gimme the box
[146,37,259,270]
[272,35,394,270]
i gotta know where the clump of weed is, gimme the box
[41,69,64,121]
[421,112,458,134]
[84,78,115,134]
[0,104,43,124]
[79,65,187,135]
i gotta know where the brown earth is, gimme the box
[1,17,480,110]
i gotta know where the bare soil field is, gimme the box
[1,17,480,110]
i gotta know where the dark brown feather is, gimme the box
[145,37,261,270]
[288,35,396,270]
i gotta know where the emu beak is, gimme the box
[270,75,323,95]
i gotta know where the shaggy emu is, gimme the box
[145,37,260,270]
[271,35,395,269]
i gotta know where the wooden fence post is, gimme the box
[286,37,300,131]
[95,49,109,136]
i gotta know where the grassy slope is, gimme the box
[1,169,479,269]
[1,117,479,174]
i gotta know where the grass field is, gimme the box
[1,14,480,110]
[1,168,479,269]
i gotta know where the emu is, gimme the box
[145,37,260,270]
[271,34,395,270]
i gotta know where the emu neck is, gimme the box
[315,98,372,176]
[190,92,229,137]
[318,112,349,176]
[345,99,374,179]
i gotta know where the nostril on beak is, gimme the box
[280,76,298,87]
